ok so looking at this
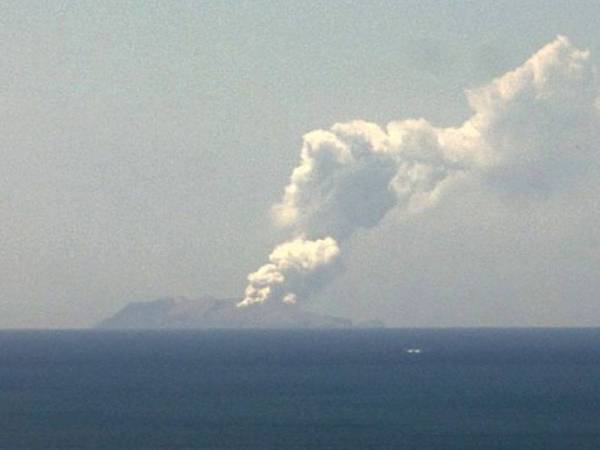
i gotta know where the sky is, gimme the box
[1,1,600,328]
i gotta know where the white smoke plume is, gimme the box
[238,237,341,307]
[239,36,600,308]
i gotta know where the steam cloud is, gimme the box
[238,36,600,308]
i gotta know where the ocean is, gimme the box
[1,329,600,449]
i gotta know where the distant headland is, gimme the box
[96,296,385,330]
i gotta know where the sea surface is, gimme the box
[1,328,600,449]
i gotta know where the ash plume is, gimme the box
[238,237,341,307]
[239,36,600,308]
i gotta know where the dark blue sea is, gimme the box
[1,329,600,449]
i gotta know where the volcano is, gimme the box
[96,296,356,330]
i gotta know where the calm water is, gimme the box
[1,329,600,449]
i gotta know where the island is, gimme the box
[95,296,374,330]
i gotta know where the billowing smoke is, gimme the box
[239,36,599,308]
[238,237,341,307]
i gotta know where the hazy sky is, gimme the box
[2,1,600,328]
